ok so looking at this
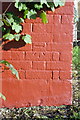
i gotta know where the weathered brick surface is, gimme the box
[32,42,46,51]
[26,52,52,61]
[11,51,25,60]
[1,2,73,108]
[32,61,46,70]
[26,70,52,79]
[53,52,59,61]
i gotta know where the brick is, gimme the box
[47,15,53,23]
[61,23,73,34]
[53,5,74,15]
[65,2,74,6]
[53,15,61,24]
[33,24,53,33]
[10,61,32,70]
[46,24,53,33]
[2,51,11,60]
[32,61,46,70]
[33,24,46,33]
[21,23,31,34]
[46,42,72,52]
[11,51,25,60]
[60,71,72,80]
[18,44,32,51]
[53,52,59,61]
[60,52,72,62]
[58,62,72,71]
[32,42,46,51]
[53,71,59,80]
[26,70,52,79]
[2,70,16,79]
[47,61,59,70]
[47,61,71,71]
[0,50,2,60]
[26,52,52,61]
[62,15,73,24]
[53,33,73,43]
[53,23,73,34]
[31,33,53,42]
[19,70,25,79]
[25,17,42,23]
[39,52,52,61]
[2,70,25,80]
[48,80,72,106]
[47,11,54,14]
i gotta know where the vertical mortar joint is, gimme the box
[61,15,62,24]
[31,23,33,32]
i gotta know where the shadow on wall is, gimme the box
[2,40,26,51]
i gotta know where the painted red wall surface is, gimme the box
[0,2,73,108]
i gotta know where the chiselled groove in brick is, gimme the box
[51,71,53,79]
[61,15,62,24]
[32,42,46,51]
[26,52,53,61]
[31,23,34,32]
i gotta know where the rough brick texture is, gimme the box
[0,2,73,108]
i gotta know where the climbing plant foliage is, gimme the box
[0,60,19,80]
[0,0,65,43]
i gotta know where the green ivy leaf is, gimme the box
[24,10,28,19]
[0,93,6,100]
[58,0,65,6]
[0,14,4,27]
[9,17,14,24]
[3,33,14,40]
[22,34,32,44]
[6,12,13,18]
[40,0,50,7]
[15,0,19,2]
[53,0,65,7]
[40,11,48,24]
[3,17,14,26]
[0,60,20,80]
[14,34,21,41]
[53,0,59,7]
[12,22,22,33]
[2,27,6,32]
[20,18,24,23]
[0,14,2,19]
[0,60,10,65]
[26,9,37,19]
[6,12,23,24]
[34,4,43,10]
[48,2,55,11]
[9,65,19,80]
[0,20,4,27]
[3,18,10,26]
[15,2,27,11]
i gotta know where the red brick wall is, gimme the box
[1,2,74,108]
